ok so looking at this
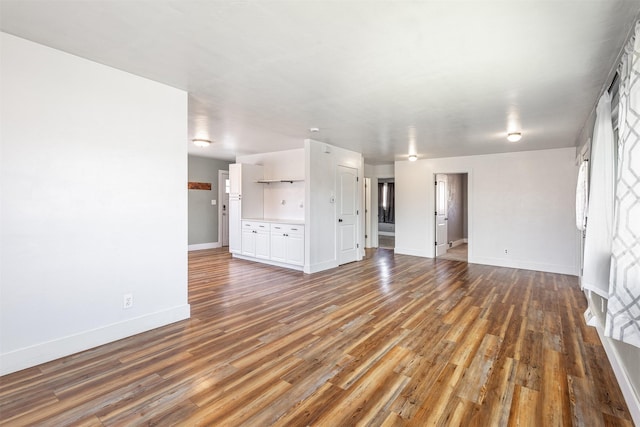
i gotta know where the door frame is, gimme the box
[218,169,229,247]
[435,174,448,257]
[432,171,471,260]
[364,178,371,248]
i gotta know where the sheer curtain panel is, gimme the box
[582,92,615,298]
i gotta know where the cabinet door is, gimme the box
[255,230,270,259]
[286,233,305,266]
[229,198,242,254]
[229,163,241,196]
[241,229,255,256]
[270,232,287,262]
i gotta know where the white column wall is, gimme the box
[305,140,363,273]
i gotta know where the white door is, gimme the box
[435,174,448,257]
[219,171,230,247]
[337,165,358,265]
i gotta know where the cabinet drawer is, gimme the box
[271,223,304,235]
[242,220,269,231]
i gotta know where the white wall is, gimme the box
[396,147,579,275]
[0,33,190,375]
[237,149,305,221]
[305,140,364,273]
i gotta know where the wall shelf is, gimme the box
[256,179,304,184]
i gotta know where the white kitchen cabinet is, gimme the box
[270,223,305,266]
[229,163,263,254]
[241,224,255,256]
[241,221,270,259]
[270,226,287,263]
[229,197,242,253]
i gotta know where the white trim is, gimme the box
[394,247,427,258]
[0,304,190,376]
[379,231,395,236]
[233,254,304,271]
[471,256,578,276]
[450,239,466,248]
[218,169,229,248]
[188,242,221,251]
[593,316,640,426]
[304,260,338,274]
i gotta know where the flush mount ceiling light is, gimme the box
[192,138,212,147]
[408,154,418,162]
[507,132,522,142]
[309,127,320,133]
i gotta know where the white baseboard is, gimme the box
[188,241,221,251]
[233,254,304,272]
[304,259,338,274]
[450,239,466,248]
[0,304,190,376]
[592,313,640,426]
[394,247,428,258]
[471,256,578,276]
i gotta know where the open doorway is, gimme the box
[435,173,468,261]
[378,178,395,249]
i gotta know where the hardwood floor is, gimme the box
[0,248,633,426]
[439,244,468,262]
[378,235,395,249]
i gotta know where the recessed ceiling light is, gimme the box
[408,154,418,162]
[309,127,320,133]
[192,138,212,147]
[507,132,522,142]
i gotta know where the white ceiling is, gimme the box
[1,1,639,164]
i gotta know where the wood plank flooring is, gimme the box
[0,248,633,426]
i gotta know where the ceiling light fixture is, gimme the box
[309,127,320,133]
[192,138,212,147]
[507,132,522,142]
[408,154,418,162]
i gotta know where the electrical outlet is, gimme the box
[123,293,133,309]
[504,249,508,254]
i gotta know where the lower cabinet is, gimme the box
[241,221,270,259]
[240,220,304,269]
[270,223,304,266]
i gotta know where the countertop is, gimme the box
[242,218,305,225]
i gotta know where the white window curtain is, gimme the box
[606,22,640,348]
[582,92,615,298]
[576,159,589,231]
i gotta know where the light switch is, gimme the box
[211,200,216,205]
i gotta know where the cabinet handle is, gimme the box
[291,228,298,231]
